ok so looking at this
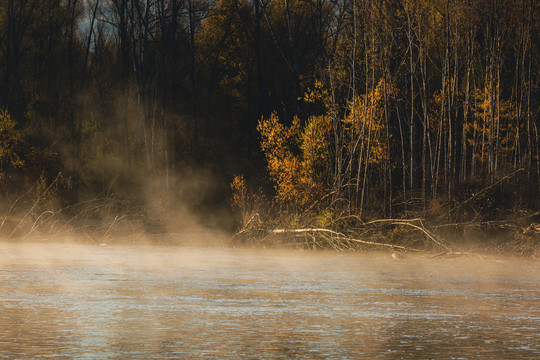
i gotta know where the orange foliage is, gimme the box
[0,109,24,172]
[466,85,518,164]
[345,79,396,166]
[258,111,331,207]
[258,112,302,205]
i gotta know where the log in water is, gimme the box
[0,242,539,359]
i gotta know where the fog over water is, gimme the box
[1,242,539,359]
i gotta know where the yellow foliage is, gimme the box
[466,85,518,164]
[258,112,302,204]
[300,115,331,199]
[258,111,331,207]
[230,174,267,227]
[197,0,252,103]
[345,79,395,166]
[427,79,457,139]
[258,80,396,208]
[301,115,331,174]
[230,174,248,211]
[303,80,330,105]
[0,109,24,172]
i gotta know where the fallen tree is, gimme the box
[231,213,540,257]
[232,216,449,252]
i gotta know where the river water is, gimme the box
[0,242,539,359]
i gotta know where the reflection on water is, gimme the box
[0,243,539,359]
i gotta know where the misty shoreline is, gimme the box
[230,218,540,258]
[1,220,538,258]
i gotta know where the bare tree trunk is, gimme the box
[526,0,533,181]
[407,11,415,197]
[487,3,496,184]
[188,0,199,158]
[328,63,342,202]
[447,1,457,199]
[112,0,131,172]
[284,0,302,117]
[396,91,407,205]
[461,8,473,182]
[471,89,479,178]
[419,44,429,208]
[358,13,376,217]
[383,74,392,217]
[495,37,501,176]
[346,0,358,212]
[254,0,263,116]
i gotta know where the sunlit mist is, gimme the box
[1,243,539,359]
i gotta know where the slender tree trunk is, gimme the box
[188,0,199,158]
[407,11,415,197]
[461,13,473,182]
[346,0,358,211]
[383,74,392,217]
[396,93,406,204]
[487,2,496,184]
[254,0,263,117]
[284,0,302,117]
[495,38,501,175]
[420,45,429,207]
[526,0,533,180]
[447,2,457,199]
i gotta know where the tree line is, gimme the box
[0,0,539,225]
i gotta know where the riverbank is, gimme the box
[1,201,539,257]
[1,217,539,257]
[231,216,540,258]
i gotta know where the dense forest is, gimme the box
[0,0,539,246]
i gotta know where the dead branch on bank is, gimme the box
[428,251,485,260]
[359,218,450,250]
[232,211,466,254]
[0,177,144,242]
[330,236,422,252]
[272,227,345,237]
[9,173,62,237]
[234,221,427,252]
[271,228,421,251]
[0,185,36,231]
[390,221,450,251]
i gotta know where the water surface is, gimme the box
[1,243,539,359]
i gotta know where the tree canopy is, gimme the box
[0,0,538,227]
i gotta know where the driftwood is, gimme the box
[270,228,422,252]
[524,223,540,236]
[231,212,470,254]
[357,218,451,251]
[429,251,484,260]
[390,221,450,251]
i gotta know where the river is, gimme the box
[0,242,539,359]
